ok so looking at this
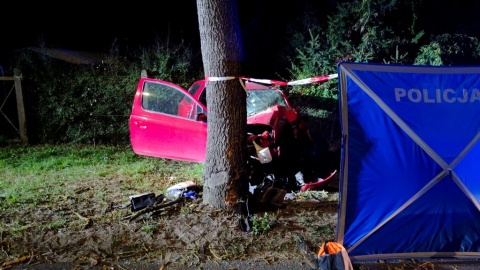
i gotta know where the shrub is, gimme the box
[14,39,202,144]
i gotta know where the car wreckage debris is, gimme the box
[129,192,158,212]
[124,197,184,222]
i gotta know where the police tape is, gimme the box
[204,76,247,92]
[243,74,338,86]
[204,73,338,86]
[204,76,238,81]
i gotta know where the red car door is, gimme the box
[129,78,207,163]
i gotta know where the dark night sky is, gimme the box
[1,0,331,77]
[2,0,480,75]
[0,1,201,65]
[3,2,198,50]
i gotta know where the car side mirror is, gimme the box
[196,113,207,123]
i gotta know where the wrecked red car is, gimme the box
[129,78,298,163]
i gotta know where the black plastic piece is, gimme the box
[130,192,156,212]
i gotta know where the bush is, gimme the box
[14,40,202,144]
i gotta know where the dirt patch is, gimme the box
[1,180,339,269]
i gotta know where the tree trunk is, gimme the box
[197,0,247,209]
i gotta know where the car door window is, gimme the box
[198,87,207,107]
[142,81,184,114]
[142,80,207,121]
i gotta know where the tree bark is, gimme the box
[197,0,247,209]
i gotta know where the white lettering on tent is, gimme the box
[473,89,480,102]
[394,88,406,101]
[444,89,456,103]
[394,88,480,103]
[409,89,421,102]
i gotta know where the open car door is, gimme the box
[129,78,208,163]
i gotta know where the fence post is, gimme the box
[14,68,28,145]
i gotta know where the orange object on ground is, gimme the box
[317,241,354,270]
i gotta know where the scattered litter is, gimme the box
[300,170,337,192]
[284,193,296,201]
[249,184,257,194]
[166,181,198,201]
[238,198,253,232]
[183,190,198,200]
[130,192,157,212]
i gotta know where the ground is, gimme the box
[4,177,480,270]
[1,179,340,270]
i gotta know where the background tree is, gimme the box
[285,0,480,152]
[196,0,247,209]
[7,0,480,156]
[11,41,197,144]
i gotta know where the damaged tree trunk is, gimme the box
[196,0,247,209]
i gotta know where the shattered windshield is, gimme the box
[246,89,288,116]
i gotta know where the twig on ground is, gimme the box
[1,255,33,268]
[74,212,93,229]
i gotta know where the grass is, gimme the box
[251,212,277,235]
[1,143,339,268]
[0,144,204,233]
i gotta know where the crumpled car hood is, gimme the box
[247,104,296,142]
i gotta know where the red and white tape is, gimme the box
[285,74,338,85]
[205,73,338,86]
[241,78,288,86]
[205,76,238,82]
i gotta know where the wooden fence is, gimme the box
[0,68,27,144]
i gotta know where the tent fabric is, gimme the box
[336,62,480,261]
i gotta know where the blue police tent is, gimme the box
[336,62,480,261]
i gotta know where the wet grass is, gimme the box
[0,144,204,234]
[0,144,339,268]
